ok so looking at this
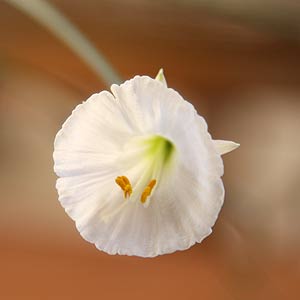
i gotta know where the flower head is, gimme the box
[53,70,239,257]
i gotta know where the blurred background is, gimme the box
[0,0,299,299]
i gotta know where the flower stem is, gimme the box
[5,0,122,86]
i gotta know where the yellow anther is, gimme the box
[121,176,130,185]
[123,184,132,198]
[141,179,157,203]
[148,179,157,189]
[115,176,132,198]
[115,176,125,189]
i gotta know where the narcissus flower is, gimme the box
[53,70,239,257]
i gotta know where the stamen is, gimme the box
[115,176,132,198]
[141,179,157,203]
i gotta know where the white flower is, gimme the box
[53,70,239,257]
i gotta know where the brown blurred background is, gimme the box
[0,0,299,299]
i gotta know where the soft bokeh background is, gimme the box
[0,0,299,299]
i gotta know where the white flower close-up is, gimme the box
[53,70,239,257]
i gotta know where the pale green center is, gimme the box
[115,135,176,206]
[144,135,175,168]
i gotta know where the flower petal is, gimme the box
[213,139,240,155]
[155,68,167,87]
[110,76,196,138]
